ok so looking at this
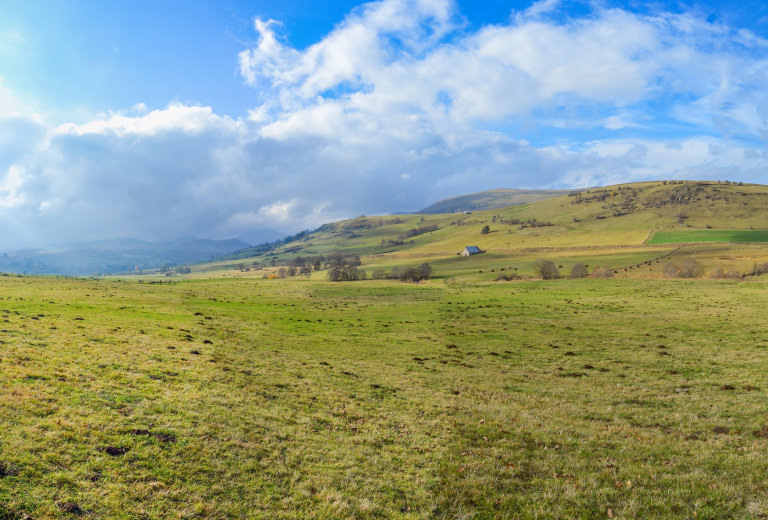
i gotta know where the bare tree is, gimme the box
[534,259,560,280]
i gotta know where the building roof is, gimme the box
[464,246,481,253]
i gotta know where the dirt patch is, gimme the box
[721,384,736,391]
[754,425,768,438]
[0,462,18,478]
[712,426,730,434]
[128,429,177,443]
[56,501,84,515]
[101,446,129,456]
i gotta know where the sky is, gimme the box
[2,0,768,248]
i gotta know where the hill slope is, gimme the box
[419,188,580,213]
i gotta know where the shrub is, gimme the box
[534,259,560,280]
[481,225,490,234]
[709,266,740,279]
[748,262,768,276]
[570,263,589,278]
[590,267,613,278]
[663,257,702,278]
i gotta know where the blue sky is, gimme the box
[1,0,768,247]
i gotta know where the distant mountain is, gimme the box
[237,229,286,246]
[420,188,581,214]
[0,238,249,276]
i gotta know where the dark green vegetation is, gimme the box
[648,229,768,244]
[2,275,768,518]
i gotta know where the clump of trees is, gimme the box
[534,259,560,280]
[663,257,702,278]
[372,263,434,282]
[327,266,367,281]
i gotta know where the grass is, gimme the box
[648,229,768,244]
[2,274,768,517]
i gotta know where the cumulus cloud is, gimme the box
[1,0,768,249]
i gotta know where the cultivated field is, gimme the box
[2,275,768,518]
[648,229,768,245]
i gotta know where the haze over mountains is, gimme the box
[0,237,251,276]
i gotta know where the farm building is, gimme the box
[461,246,482,256]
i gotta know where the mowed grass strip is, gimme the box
[1,276,768,518]
[648,229,768,244]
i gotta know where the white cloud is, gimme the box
[1,1,768,249]
[55,103,241,137]
[0,165,26,208]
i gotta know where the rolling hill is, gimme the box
[189,181,768,280]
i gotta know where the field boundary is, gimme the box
[612,246,682,274]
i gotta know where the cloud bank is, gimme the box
[2,0,768,248]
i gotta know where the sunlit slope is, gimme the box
[224,181,768,264]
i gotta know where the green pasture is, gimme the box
[2,275,768,518]
[648,229,768,245]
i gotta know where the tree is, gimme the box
[570,263,588,278]
[534,259,560,280]
[481,225,490,234]
[418,262,433,280]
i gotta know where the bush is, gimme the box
[570,263,589,278]
[481,225,490,234]
[709,266,740,279]
[748,262,768,276]
[663,257,702,278]
[590,267,613,278]
[534,259,560,280]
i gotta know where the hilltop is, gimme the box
[419,188,580,214]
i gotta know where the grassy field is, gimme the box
[2,274,768,518]
[648,229,768,245]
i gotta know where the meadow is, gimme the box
[2,274,768,518]
[648,230,768,245]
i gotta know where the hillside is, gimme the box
[199,180,768,280]
[419,187,580,213]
